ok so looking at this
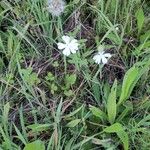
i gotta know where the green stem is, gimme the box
[64,55,67,74]
[94,64,103,79]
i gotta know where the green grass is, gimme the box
[0,0,150,149]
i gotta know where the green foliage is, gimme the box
[23,140,45,150]
[107,79,117,124]
[104,123,129,150]
[20,67,40,86]
[118,60,150,105]
[91,77,101,104]
[135,8,145,34]
[45,72,58,94]
[89,105,107,120]
[45,72,55,81]
[27,124,52,132]
[0,0,150,149]
[64,74,77,88]
[66,119,81,128]
[62,74,77,96]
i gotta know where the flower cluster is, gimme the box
[57,35,112,65]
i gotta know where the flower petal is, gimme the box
[70,48,76,53]
[101,56,108,64]
[62,36,70,44]
[104,53,111,58]
[63,47,71,56]
[93,55,102,64]
[70,40,79,49]
[57,43,66,50]
[70,39,78,44]
[70,46,78,53]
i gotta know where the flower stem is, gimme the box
[94,64,103,79]
[64,55,67,74]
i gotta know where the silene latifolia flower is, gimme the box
[93,51,112,65]
[47,0,66,16]
[57,36,79,56]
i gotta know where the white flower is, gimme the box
[93,51,112,64]
[47,0,66,16]
[57,36,79,56]
[115,27,119,31]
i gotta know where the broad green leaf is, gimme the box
[118,66,139,105]
[23,140,45,150]
[89,105,107,120]
[92,77,100,104]
[107,79,117,124]
[135,8,145,34]
[104,123,123,133]
[104,123,129,150]
[66,119,81,128]
[117,130,129,150]
[118,60,150,105]
[27,124,51,132]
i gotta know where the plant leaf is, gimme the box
[118,66,139,105]
[118,60,150,105]
[107,79,117,124]
[104,123,129,150]
[23,140,45,150]
[92,77,100,104]
[89,105,107,120]
[27,124,52,132]
[66,119,81,128]
[135,8,145,34]
[65,105,83,118]
[14,124,27,145]
[117,130,129,150]
[104,123,123,133]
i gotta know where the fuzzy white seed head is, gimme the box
[47,0,66,16]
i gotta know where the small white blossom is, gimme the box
[115,27,119,31]
[47,0,66,16]
[93,51,112,64]
[57,36,79,56]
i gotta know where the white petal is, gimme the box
[101,56,108,64]
[62,47,71,56]
[62,36,70,44]
[104,53,111,58]
[70,46,79,53]
[70,40,79,49]
[93,55,102,64]
[57,43,66,50]
[96,58,101,64]
[93,55,99,61]
[70,48,76,53]
[70,39,78,45]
